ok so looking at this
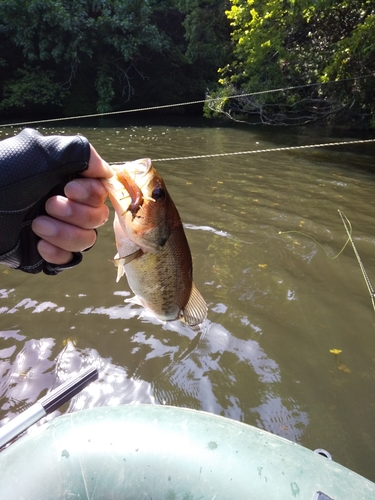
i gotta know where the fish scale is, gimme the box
[125,225,192,321]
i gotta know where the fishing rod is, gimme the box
[0,366,98,449]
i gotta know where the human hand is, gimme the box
[0,128,112,275]
[32,146,114,266]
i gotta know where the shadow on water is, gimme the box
[1,119,375,481]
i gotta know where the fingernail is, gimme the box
[66,180,89,201]
[32,217,57,237]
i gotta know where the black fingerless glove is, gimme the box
[0,128,90,275]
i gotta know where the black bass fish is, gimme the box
[103,158,207,327]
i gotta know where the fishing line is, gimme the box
[0,73,373,129]
[338,210,375,312]
[278,225,351,260]
[1,74,374,163]
[107,138,375,164]
[280,211,375,312]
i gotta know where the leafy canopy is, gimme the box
[209,0,375,127]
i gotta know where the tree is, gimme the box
[206,0,375,127]
[178,0,231,69]
[0,0,167,115]
[0,67,68,112]
[0,0,232,118]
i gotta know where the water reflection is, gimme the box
[1,330,55,418]
[0,328,155,426]
[0,307,309,443]
[0,265,305,441]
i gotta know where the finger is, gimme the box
[64,178,109,207]
[44,195,109,229]
[32,216,97,252]
[81,145,114,179]
[37,239,74,266]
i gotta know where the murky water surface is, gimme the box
[1,118,375,480]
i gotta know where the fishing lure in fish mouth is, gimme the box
[116,170,144,218]
[102,158,208,328]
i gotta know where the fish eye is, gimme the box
[152,187,166,201]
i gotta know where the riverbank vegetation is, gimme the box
[207,0,375,128]
[0,0,373,128]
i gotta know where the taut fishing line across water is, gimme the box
[280,211,375,313]
[140,139,375,163]
[1,73,374,160]
[1,73,374,305]
[0,73,374,129]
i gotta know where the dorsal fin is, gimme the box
[182,283,207,327]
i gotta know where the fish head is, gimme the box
[107,158,180,253]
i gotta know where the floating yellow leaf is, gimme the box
[330,349,342,355]
[258,264,267,268]
[3,270,9,274]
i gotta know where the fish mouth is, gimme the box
[115,159,153,217]
[124,158,153,181]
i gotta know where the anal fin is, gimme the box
[181,283,207,327]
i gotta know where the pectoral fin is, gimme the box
[111,249,143,267]
[111,249,143,282]
[181,283,207,327]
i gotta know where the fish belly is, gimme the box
[124,229,192,322]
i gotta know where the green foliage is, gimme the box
[178,0,231,68]
[211,0,375,127]
[0,0,165,64]
[323,12,375,80]
[0,67,67,113]
[0,0,169,115]
[219,0,292,89]
[95,68,115,114]
[0,0,231,117]
[3,0,372,127]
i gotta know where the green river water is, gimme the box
[1,117,375,481]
